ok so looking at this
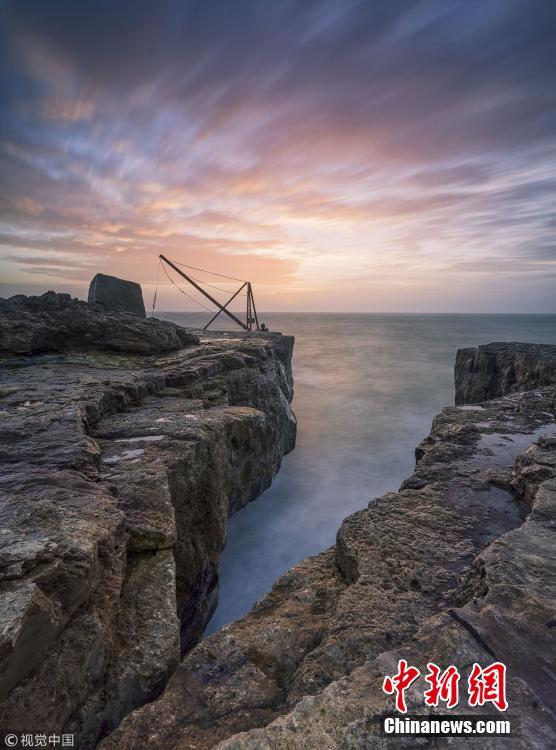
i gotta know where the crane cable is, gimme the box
[185,272,246,297]
[171,258,247,284]
[160,260,214,312]
[151,258,161,317]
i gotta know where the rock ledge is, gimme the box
[0,292,198,355]
[102,342,556,750]
[0,296,296,749]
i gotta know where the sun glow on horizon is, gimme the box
[0,1,555,313]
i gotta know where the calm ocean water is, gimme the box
[160,313,556,634]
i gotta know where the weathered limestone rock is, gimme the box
[0,291,198,355]
[3,328,554,749]
[88,273,146,317]
[213,435,556,750]
[0,317,295,748]
[103,345,555,750]
[455,341,556,404]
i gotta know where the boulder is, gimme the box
[88,273,146,317]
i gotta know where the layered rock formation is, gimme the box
[0,294,296,748]
[103,343,556,750]
[455,341,556,404]
[0,291,197,355]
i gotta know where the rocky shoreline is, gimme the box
[102,343,556,750]
[0,292,296,747]
[1,291,554,750]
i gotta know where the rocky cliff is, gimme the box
[0,291,197,355]
[0,293,296,748]
[455,341,556,405]
[102,342,556,750]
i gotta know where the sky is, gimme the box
[0,0,554,313]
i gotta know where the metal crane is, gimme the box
[157,254,261,331]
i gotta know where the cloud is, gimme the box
[0,0,555,311]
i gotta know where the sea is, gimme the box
[159,312,556,635]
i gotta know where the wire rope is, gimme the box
[160,260,214,312]
[171,258,247,284]
[151,258,161,316]
[185,272,247,297]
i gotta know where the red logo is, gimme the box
[382,659,421,714]
[424,663,460,709]
[382,660,508,713]
[468,662,508,712]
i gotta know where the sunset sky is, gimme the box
[0,0,554,313]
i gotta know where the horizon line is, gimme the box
[155,310,556,316]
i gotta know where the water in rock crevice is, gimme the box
[159,312,556,634]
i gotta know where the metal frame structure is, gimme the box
[159,254,260,331]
